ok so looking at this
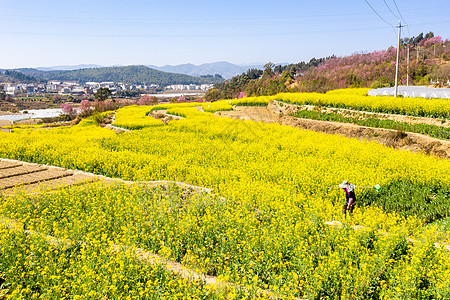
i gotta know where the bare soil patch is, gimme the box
[0,120,12,132]
[149,109,182,124]
[0,120,13,127]
[0,165,46,179]
[14,118,43,126]
[215,106,279,122]
[0,161,19,169]
[3,174,96,196]
[0,169,73,190]
[0,159,92,194]
[0,111,21,116]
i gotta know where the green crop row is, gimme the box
[293,110,450,140]
[357,180,450,224]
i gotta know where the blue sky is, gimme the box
[1,0,449,68]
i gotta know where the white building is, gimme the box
[85,82,100,88]
[100,82,115,88]
[3,84,20,95]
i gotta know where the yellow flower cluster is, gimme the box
[325,87,370,96]
[233,89,449,118]
[150,101,234,113]
[1,124,46,130]
[114,105,163,129]
[277,92,450,118]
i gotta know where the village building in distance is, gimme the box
[2,81,214,97]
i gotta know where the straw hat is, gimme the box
[339,181,355,192]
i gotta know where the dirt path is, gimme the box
[0,215,223,286]
[215,103,450,159]
[0,208,447,300]
[0,215,226,287]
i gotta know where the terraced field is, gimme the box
[1,88,450,299]
[216,103,450,158]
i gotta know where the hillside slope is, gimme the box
[206,34,449,99]
[0,70,41,84]
[16,65,224,86]
[149,61,263,79]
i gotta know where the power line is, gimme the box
[391,0,410,38]
[0,25,396,39]
[1,4,447,28]
[392,0,408,25]
[382,0,399,20]
[363,0,393,26]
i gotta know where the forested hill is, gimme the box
[16,65,225,85]
[205,32,449,100]
[0,70,43,84]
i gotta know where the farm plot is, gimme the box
[0,159,97,195]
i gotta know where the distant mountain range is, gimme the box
[31,62,265,79]
[1,61,277,86]
[148,61,264,79]
[36,64,103,71]
[12,66,224,86]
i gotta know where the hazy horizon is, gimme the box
[1,0,449,69]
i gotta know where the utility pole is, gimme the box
[406,46,410,86]
[416,46,419,63]
[394,21,406,97]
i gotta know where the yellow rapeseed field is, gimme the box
[0,89,450,299]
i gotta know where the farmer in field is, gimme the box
[339,180,357,216]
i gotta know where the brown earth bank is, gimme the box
[0,100,54,113]
[215,103,450,159]
[0,120,12,127]
[13,118,43,125]
[148,109,183,124]
[0,111,21,116]
[0,120,12,132]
